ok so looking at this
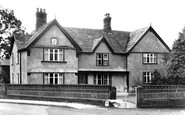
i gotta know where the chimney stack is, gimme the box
[103,13,111,32]
[36,8,47,30]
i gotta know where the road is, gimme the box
[0,102,185,115]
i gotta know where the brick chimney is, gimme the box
[103,13,111,32]
[36,8,47,30]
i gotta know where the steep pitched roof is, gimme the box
[65,27,130,53]
[64,27,103,52]
[13,19,170,54]
[126,26,171,52]
[19,19,82,51]
[103,31,130,53]
[125,26,149,52]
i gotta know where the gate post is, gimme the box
[137,85,144,108]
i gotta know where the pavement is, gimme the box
[0,99,99,109]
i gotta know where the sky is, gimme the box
[1,0,185,48]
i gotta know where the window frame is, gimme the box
[93,73,111,85]
[96,53,109,66]
[44,73,64,84]
[42,48,66,63]
[143,72,153,84]
[142,53,157,64]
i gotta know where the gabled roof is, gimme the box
[65,27,130,53]
[126,26,171,52]
[13,19,170,54]
[64,27,103,52]
[125,26,149,52]
[19,19,82,51]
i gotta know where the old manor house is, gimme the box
[10,8,170,93]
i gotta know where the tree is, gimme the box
[166,27,185,85]
[0,7,25,59]
[151,69,166,85]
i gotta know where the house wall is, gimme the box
[10,42,20,84]
[79,41,127,93]
[21,51,28,84]
[79,42,126,71]
[87,73,127,93]
[127,31,169,88]
[26,25,78,84]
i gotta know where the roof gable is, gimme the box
[92,36,114,53]
[19,19,81,51]
[126,26,171,52]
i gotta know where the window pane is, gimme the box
[55,74,58,84]
[50,49,53,61]
[97,54,102,65]
[98,74,102,84]
[103,74,108,85]
[54,49,58,61]
[50,74,53,84]
[44,73,49,84]
[59,74,64,84]
[59,49,63,61]
[103,54,108,65]
[103,60,108,66]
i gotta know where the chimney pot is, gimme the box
[36,8,47,30]
[103,13,111,32]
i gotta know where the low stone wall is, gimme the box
[137,85,185,108]
[5,84,116,101]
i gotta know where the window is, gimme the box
[143,72,153,83]
[17,52,19,65]
[96,53,109,66]
[143,53,157,64]
[44,73,64,84]
[11,53,14,66]
[44,48,64,62]
[51,38,58,45]
[93,73,111,85]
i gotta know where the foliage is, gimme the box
[151,69,167,85]
[165,27,185,85]
[0,7,25,59]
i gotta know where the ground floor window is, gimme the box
[44,73,64,84]
[143,72,153,83]
[93,73,111,85]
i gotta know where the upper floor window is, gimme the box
[96,53,109,66]
[143,72,153,83]
[51,37,58,45]
[44,48,65,62]
[143,53,157,64]
[44,73,64,84]
[93,73,111,85]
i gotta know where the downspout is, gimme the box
[125,53,129,92]
[20,52,22,84]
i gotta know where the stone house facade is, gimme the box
[10,8,170,93]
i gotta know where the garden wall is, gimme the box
[5,84,116,101]
[137,85,185,108]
